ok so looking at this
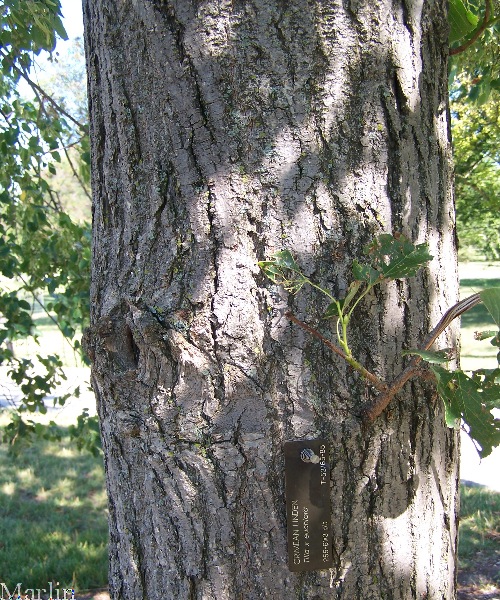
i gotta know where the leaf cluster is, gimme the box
[353,234,433,283]
[449,0,500,104]
[260,234,500,458]
[450,88,500,258]
[425,288,500,457]
[0,0,67,65]
[260,234,432,377]
[449,0,481,45]
[2,407,101,457]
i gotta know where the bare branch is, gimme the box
[63,146,92,203]
[0,49,85,131]
[361,293,482,423]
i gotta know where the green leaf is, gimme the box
[476,78,492,105]
[449,0,479,43]
[471,367,500,390]
[480,288,500,327]
[18,299,31,310]
[339,280,362,312]
[431,365,500,458]
[352,260,379,284]
[365,234,433,280]
[324,301,341,319]
[491,333,500,349]
[258,262,285,287]
[52,15,68,41]
[402,348,454,363]
[273,249,300,271]
[258,252,308,293]
[474,330,498,341]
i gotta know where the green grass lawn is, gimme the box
[459,261,500,372]
[458,484,500,596]
[0,414,108,593]
[456,262,499,598]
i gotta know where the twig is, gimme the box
[18,274,80,357]
[450,0,493,56]
[63,146,92,202]
[285,312,388,393]
[0,49,85,131]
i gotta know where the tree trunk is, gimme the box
[83,0,459,598]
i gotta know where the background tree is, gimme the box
[0,0,92,447]
[449,0,500,258]
[451,88,500,259]
[83,1,463,598]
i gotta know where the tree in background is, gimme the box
[0,0,92,446]
[449,0,500,258]
[38,36,92,220]
[451,90,500,259]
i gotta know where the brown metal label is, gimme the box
[284,439,333,572]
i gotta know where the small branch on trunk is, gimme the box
[285,312,388,393]
[285,294,481,424]
[287,292,483,424]
[361,293,482,423]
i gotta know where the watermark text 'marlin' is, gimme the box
[1,583,75,599]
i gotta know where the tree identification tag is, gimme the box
[284,439,333,572]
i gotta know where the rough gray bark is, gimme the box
[83,0,460,598]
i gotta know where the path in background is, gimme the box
[458,261,500,492]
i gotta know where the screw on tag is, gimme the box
[300,448,320,463]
